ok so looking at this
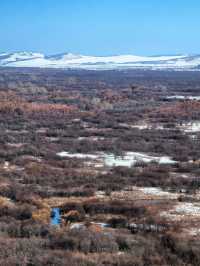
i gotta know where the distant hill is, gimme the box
[1,52,200,70]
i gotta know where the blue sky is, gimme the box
[0,0,199,55]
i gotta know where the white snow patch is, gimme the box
[130,124,149,130]
[57,151,176,167]
[167,95,200,101]
[178,122,200,133]
[187,228,200,236]
[91,222,109,228]
[78,136,105,141]
[104,152,176,167]
[56,152,99,159]
[161,202,200,221]
[139,187,178,198]
[128,123,165,131]
[70,223,85,230]
[95,191,106,198]
[175,203,200,215]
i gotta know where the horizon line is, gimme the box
[0,51,195,57]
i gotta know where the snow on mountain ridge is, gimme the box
[0,52,44,65]
[0,52,199,70]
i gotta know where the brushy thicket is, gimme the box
[0,69,200,265]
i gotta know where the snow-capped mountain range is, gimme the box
[0,52,200,70]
